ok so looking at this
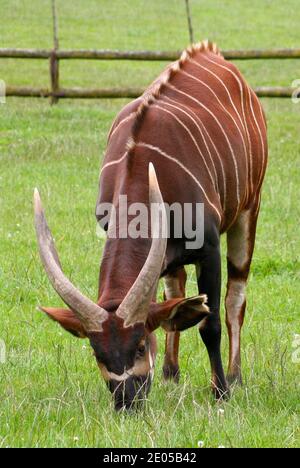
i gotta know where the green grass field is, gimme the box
[0,0,299,448]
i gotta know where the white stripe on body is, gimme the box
[202,54,254,195]
[190,58,248,136]
[181,69,248,171]
[152,103,217,189]
[108,112,136,141]
[100,145,222,224]
[246,86,266,190]
[167,83,241,219]
[101,100,228,222]
[136,141,222,222]
[101,151,128,173]
[162,96,227,212]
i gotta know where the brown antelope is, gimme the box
[34,40,267,411]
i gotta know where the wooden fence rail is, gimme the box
[5,85,297,99]
[1,47,300,60]
[1,47,299,101]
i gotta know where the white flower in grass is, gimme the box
[197,440,204,448]
[218,445,225,448]
[73,436,79,442]
[217,408,225,418]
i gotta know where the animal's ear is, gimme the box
[39,307,88,338]
[147,296,210,333]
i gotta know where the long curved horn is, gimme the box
[117,163,168,326]
[34,189,108,332]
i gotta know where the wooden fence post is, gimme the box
[185,0,194,44]
[50,0,59,104]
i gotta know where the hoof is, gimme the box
[213,385,230,401]
[227,373,243,387]
[212,377,230,401]
[163,363,180,383]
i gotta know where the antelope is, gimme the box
[34,40,267,411]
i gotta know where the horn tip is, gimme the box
[148,162,158,186]
[149,161,155,174]
[33,188,42,214]
[38,306,56,318]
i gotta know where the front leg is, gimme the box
[162,267,187,383]
[197,243,229,400]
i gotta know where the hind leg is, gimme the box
[162,267,187,383]
[226,203,260,385]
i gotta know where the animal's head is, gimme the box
[34,164,209,411]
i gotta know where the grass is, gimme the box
[0,0,299,448]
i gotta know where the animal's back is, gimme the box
[101,40,267,232]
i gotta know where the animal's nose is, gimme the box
[109,376,150,411]
[114,398,135,412]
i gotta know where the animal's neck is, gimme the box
[97,237,152,311]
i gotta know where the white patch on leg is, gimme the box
[227,211,250,269]
[226,281,246,312]
[226,280,246,362]
[164,275,181,299]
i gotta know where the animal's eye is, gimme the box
[137,345,146,358]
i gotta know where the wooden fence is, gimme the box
[0,0,300,104]
[1,46,299,102]
[1,0,299,103]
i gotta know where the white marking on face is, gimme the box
[149,350,155,381]
[98,348,155,382]
[149,350,154,369]
[106,368,134,382]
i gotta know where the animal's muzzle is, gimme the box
[108,375,151,411]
